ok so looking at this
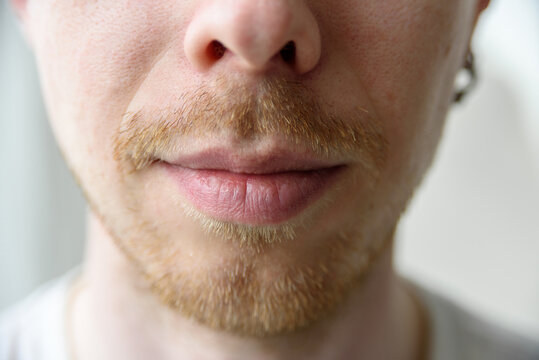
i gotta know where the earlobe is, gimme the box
[9,0,28,20]
[472,0,490,26]
[476,0,490,17]
[9,0,34,47]
[478,0,491,12]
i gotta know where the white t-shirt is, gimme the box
[1,271,538,360]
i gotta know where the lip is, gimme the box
[163,149,339,174]
[161,150,345,225]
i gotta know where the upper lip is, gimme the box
[161,148,341,174]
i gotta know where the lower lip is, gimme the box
[163,164,344,224]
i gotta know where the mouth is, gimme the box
[160,150,346,225]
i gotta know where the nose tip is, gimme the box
[184,0,321,75]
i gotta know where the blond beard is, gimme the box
[86,75,390,336]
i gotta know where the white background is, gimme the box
[1,0,538,340]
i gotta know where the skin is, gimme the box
[12,0,489,359]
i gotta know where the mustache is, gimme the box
[113,77,388,174]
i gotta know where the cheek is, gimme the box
[35,4,173,112]
[323,1,472,171]
[31,3,185,170]
[338,2,463,111]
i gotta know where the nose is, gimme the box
[184,0,321,75]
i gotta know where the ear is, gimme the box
[9,0,28,21]
[475,0,491,22]
[8,0,34,46]
[478,0,491,12]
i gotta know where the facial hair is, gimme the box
[103,76,390,336]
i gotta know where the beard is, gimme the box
[87,76,390,336]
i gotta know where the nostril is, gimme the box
[280,41,296,65]
[207,40,227,61]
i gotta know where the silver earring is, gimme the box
[454,51,477,103]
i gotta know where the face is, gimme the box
[19,0,485,337]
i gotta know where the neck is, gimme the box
[70,211,423,360]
